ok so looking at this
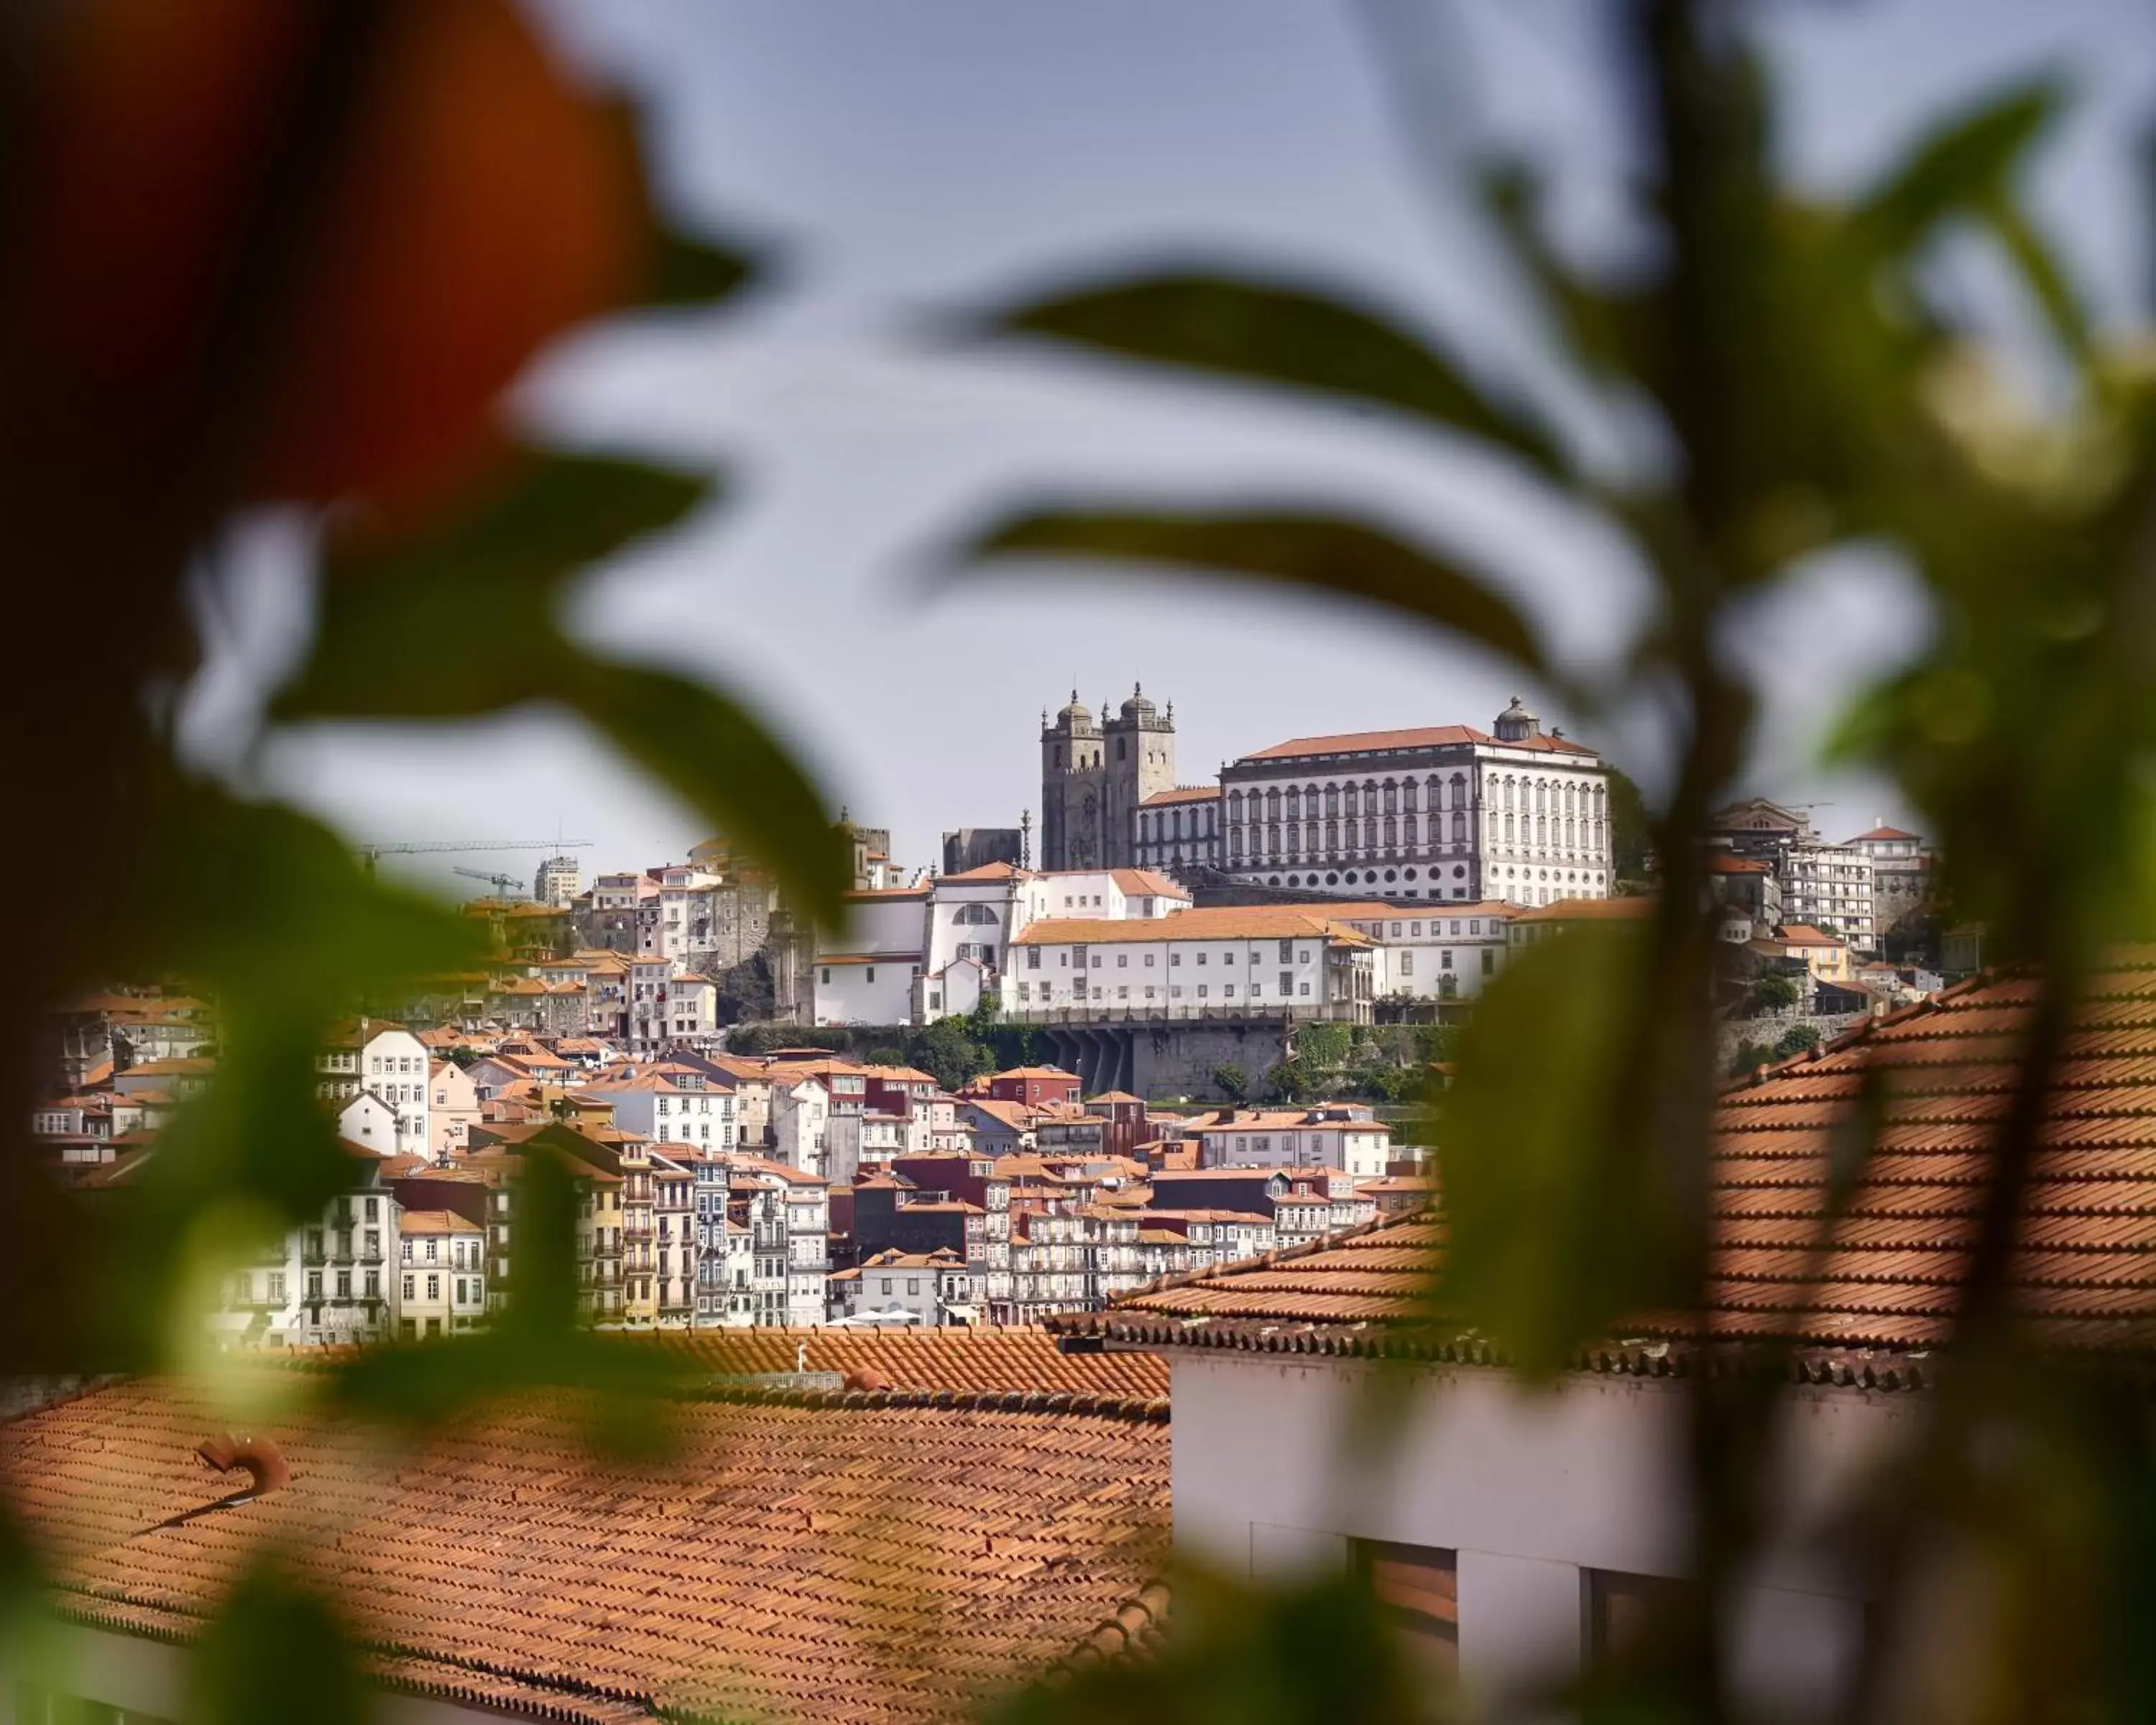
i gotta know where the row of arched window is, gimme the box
[1227,811,1473,862]
[1137,804,1219,846]
[1225,772,1473,827]
[1216,771,1610,864]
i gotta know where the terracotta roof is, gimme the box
[992,1067,1079,1083]
[599,1325,1168,1397]
[1067,955,2156,1364]
[1851,824,1922,842]
[1770,924,1845,947]
[396,1209,479,1236]
[815,952,919,967]
[842,886,931,901]
[1138,786,1217,806]
[1706,854,1770,875]
[1107,869,1191,898]
[939,861,1026,883]
[6,1379,1167,1725]
[1013,907,1373,947]
[1238,724,1596,762]
[1508,896,1654,924]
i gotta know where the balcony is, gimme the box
[301,1246,327,1266]
[623,1218,655,1241]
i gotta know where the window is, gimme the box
[1482,949,1497,976]
[335,1271,351,1299]
[1587,1569,1691,1662]
[1280,971,1294,996]
[267,1271,285,1302]
[1400,952,1414,975]
[1442,949,1453,970]
[1027,948,1041,970]
[1352,1540,1458,1678]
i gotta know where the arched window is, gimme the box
[1402,814,1417,845]
[1268,822,1281,856]
[1402,780,1419,813]
[954,903,998,925]
[1383,781,1399,814]
[1227,791,1245,823]
[1343,783,1359,819]
[1384,816,1399,847]
[1566,816,1577,847]
[1537,814,1548,844]
[1325,785,1340,819]
[1266,787,1282,819]
[1427,774,1443,811]
[1364,816,1379,849]
[1229,826,1245,860]
[1454,812,1468,842]
[1326,819,1340,850]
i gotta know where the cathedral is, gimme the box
[1038,686,1176,870]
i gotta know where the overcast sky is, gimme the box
[181,0,2155,896]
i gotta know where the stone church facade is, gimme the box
[1038,687,1176,870]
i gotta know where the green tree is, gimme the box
[1772,1024,1822,1060]
[1728,1040,1777,1080]
[1263,1058,1309,1103]
[1745,972,1800,1015]
[1603,763,1654,891]
[1212,1062,1250,1105]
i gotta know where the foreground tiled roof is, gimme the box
[1061,959,2156,1364]
[640,1326,1169,1398]
[4,1379,1169,1725]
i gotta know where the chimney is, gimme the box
[196,1433,290,1498]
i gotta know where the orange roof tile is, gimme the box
[939,861,1026,883]
[1138,786,1218,806]
[1069,954,2156,1364]
[5,1377,1167,1725]
[1239,723,1596,761]
[1508,896,1654,923]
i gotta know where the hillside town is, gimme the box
[29,691,1951,1353]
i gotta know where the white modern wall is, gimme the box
[1169,1353,1913,1724]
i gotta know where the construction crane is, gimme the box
[356,838,591,875]
[453,866,525,898]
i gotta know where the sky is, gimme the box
[180,0,2156,897]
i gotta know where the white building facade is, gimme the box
[1220,700,1612,906]
[1004,907,1376,1023]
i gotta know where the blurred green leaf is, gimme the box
[188,1560,368,1725]
[1845,78,2065,267]
[564,661,849,929]
[970,506,1552,677]
[1435,924,1677,1374]
[991,1565,1440,1725]
[113,777,484,999]
[273,450,849,924]
[1480,160,1648,387]
[988,270,1575,482]
[276,453,714,722]
[646,226,761,309]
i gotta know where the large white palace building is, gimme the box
[1215,697,1613,905]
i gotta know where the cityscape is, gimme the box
[3,2,2144,1723]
